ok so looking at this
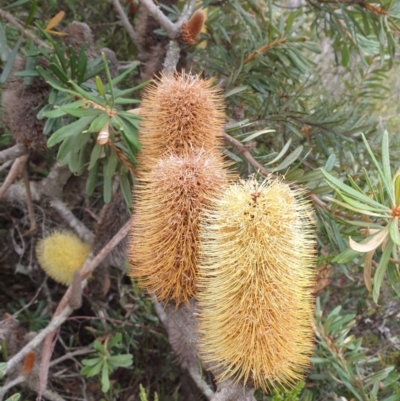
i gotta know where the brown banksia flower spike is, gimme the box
[2,56,51,151]
[181,10,205,45]
[36,230,91,286]
[197,177,316,391]
[129,150,229,305]
[137,72,225,171]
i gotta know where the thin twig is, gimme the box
[49,199,94,243]
[111,0,142,50]
[0,153,29,199]
[0,375,25,401]
[2,307,73,377]
[151,295,169,327]
[0,144,27,164]
[49,348,96,367]
[22,160,37,234]
[223,132,274,178]
[139,0,178,38]
[42,390,67,401]
[11,278,47,318]
[244,38,287,63]
[0,8,51,50]
[0,160,13,172]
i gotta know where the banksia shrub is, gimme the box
[36,231,91,286]
[129,151,228,305]
[181,10,205,45]
[197,178,316,391]
[137,72,225,171]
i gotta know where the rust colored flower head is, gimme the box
[129,150,229,305]
[138,72,225,171]
[36,231,91,286]
[181,10,205,45]
[197,178,316,391]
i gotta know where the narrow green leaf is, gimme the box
[43,109,67,119]
[108,354,133,368]
[119,171,132,211]
[61,107,103,118]
[68,46,76,79]
[76,43,88,84]
[103,169,113,203]
[381,130,392,188]
[394,171,400,205]
[373,238,393,303]
[82,60,105,82]
[321,169,391,211]
[81,357,102,367]
[68,81,105,106]
[81,361,103,377]
[48,116,95,147]
[95,76,106,98]
[0,36,22,83]
[86,114,109,134]
[113,98,141,105]
[389,217,400,246]
[224,86,248,98]
[387,263,400,298]
[0,22,9,62]
[104,61,141,91]
[324,154,336,172]
[271,145,303,172]
[49,62,69,84]
[333,247,361,264]
[114,82,149,99]
[88,143,103,170]
[339,192,389,213]
[105,148,118,178]
[242,128,275,142]
[361,133,394,205]
[264,139,292,166]
[324,197,387,217]
[115,116,141,150]
[101,52,114,104]
[101,364,110,393]
[86,160,99,196]
[68,147,81,173]
[5,0,30,9]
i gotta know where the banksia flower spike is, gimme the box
[197,178,316,391]
[36,231,91,286]
[129,150,229,305]
[137,72,225,171]
[2,56,50,151]
[181,10,205,45]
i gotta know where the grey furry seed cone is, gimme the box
[2,56,50,151]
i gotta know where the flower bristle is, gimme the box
[129,151,229,305]
[138,72,225,171]
[197,178,316,391]
[181,10,205,45]
[36,231,91,286]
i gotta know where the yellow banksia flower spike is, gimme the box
[36,231,91,286]
[197,177,316,391]
[129,150,229,305]
[137,72,225,171]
